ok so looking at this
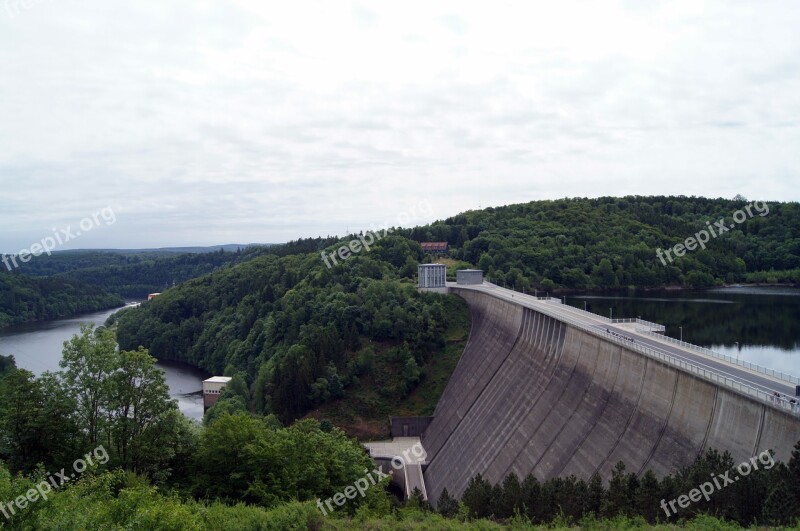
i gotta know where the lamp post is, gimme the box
[735,342,739,360]
[679,326,683,342]
[609,308,613,320]
[584,301,587,311]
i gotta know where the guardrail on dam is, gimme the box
[421,284,800,505]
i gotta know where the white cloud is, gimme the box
[0,0,798,250]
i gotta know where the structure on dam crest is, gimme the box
[420,281,800,505]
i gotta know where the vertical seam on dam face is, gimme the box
[638,367,681,475]
[699,386,719,456]
[422,289,800,506]
[753,406,766,457]
[592,347,648,478]
[551,330,621,478]
[525,324,602,476]
[493,317,571,481]
[447,309,564,490]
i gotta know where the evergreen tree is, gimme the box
[762,472,798,526]
[462,474,493,519]
[635,470,661,523]
[602,461,632,517]
[586,472,605,516]
[499,472,523,518]
[437,488,459,518]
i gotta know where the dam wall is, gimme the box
[422,288,800,504]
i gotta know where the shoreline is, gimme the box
[547,282,799,295]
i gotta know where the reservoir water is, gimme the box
[565,286,800,376]
[0,304,208,420]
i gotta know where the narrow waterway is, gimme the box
[0,305,208,420]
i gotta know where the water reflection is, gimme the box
[566,286,800,375]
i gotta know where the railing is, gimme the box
[635,327,800,386]
[613,318,666,332]
[475,282,800,417]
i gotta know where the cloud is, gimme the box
[0,0,798,251]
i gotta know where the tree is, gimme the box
[193,412,273,501]
[602,461,632,517]
[762,470,798,526]
[635,470,661,523]
[401,356,422,396]
[586,473,605,516]
[462,475,493,519]
[521,473,541,522]
[592,259,616,288]
[437,488,459,518]
[0,354,15,378]
[0,369,47,472]
[498,473,523,518]
[107,347,176,473]
[204,393,248,427]
[789,440,800,512]
[60,325,117,446]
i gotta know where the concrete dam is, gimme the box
[420,283,800,505]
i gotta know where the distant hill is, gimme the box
[4,246,275,298]
[0,239,340,326]
[56,244,271,255]
[402,195,800,289]
[0,271,124,328]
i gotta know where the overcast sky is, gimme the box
[1,1,798,252]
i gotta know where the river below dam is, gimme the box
[0,304,209,421]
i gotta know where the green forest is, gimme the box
[115,235,462,430]
[0,273,123,328]
[403,195,800,290]
[4,196,799,330]
[0,239,342,327]
[1,328,800,529]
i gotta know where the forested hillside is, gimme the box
[0,272,123,328]
[404,196,800,289]
[116,236,462,426]
[0,239,344,327]
[11,247,266,298]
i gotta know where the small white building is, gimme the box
[203,376,232,410]
[457,269,484,285]
[418,264,446,289]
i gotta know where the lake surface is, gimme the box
[565,286,800,376]
[0,305,208,420]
